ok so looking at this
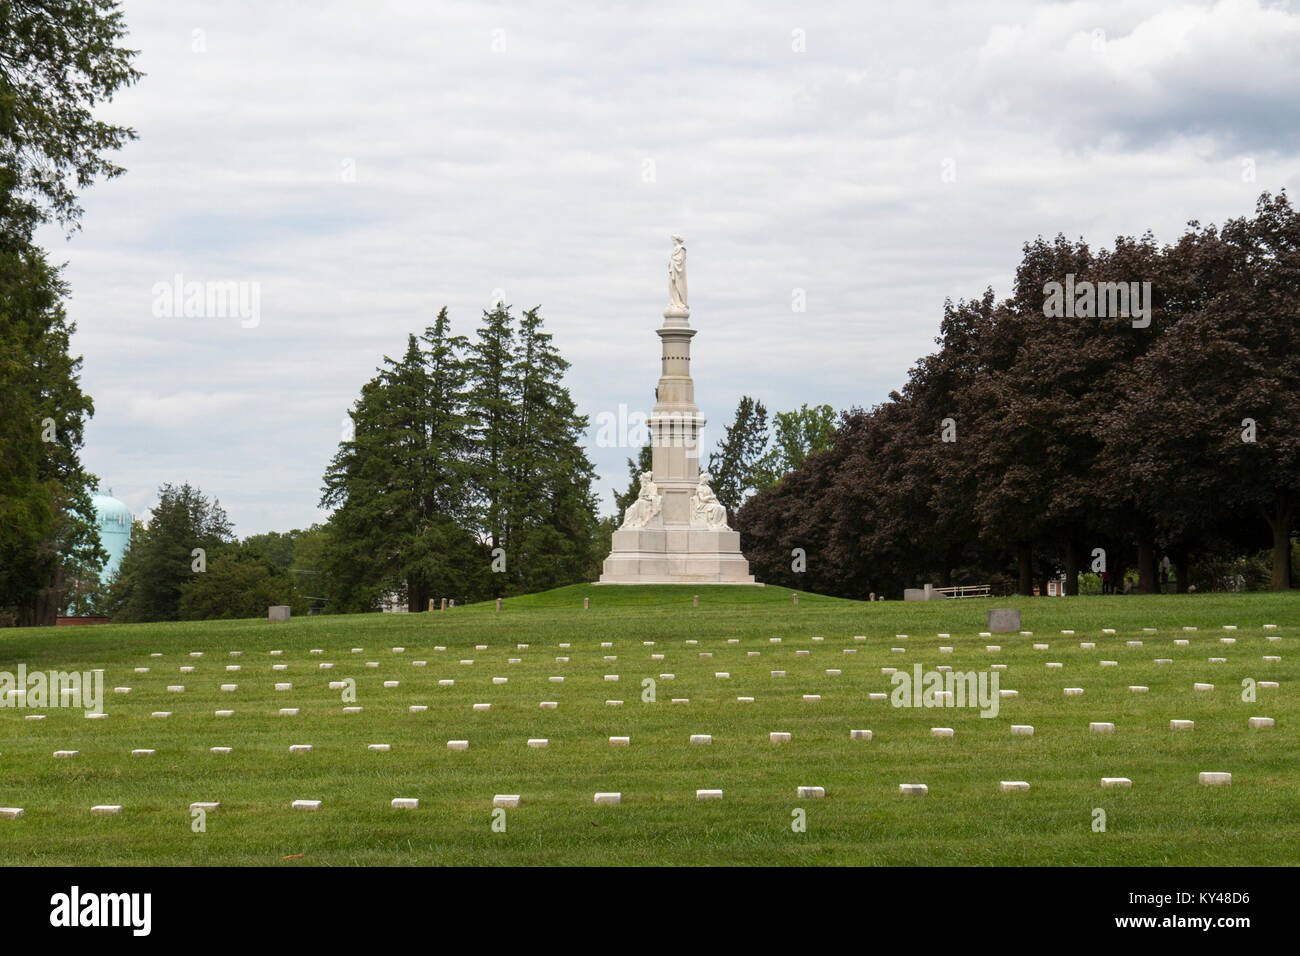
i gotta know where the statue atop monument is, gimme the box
[668,234,688,312]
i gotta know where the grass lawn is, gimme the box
[0,583,1295,865]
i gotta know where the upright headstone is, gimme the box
[988,608,1021,633]
[268,605,290,622]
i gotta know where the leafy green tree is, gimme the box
[177,549,306,620]
[0,0,142,232]
[506,306,601,591]
[111,484,233,622]
[0,238,102,623]
[322,315,485,612]
[707,395,769,516]
[241,530,297,569]
[0,0,140,624]
[754,403,837,490]
[465,304,518,578]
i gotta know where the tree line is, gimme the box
[319,304,600,611]
[737,193,1300,598]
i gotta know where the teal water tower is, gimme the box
[91,493,132,581]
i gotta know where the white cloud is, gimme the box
[43,0,1300,534]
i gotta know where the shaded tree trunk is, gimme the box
[1264,502,1293,591]
[1064,543,1080,596]
[28,562,63,626]
[1016,545,1032,596]
[1137,533,1156,594]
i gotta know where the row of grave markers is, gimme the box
[3,769,1242,820]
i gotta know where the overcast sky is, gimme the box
[47,0,1300,536]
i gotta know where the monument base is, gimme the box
[597,526,756,585]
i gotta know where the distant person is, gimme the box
[1160,554,1171,593]
[1123,578,1133,595]
[1101,569,1112,595]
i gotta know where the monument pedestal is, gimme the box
[599,527,756,584]
[597,238,757,586]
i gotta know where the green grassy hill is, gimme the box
[0,588,1295,865]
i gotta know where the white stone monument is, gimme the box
[598,237,757,585]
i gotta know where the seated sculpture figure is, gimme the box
[620,471,662,529]
[690,473,728,530]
